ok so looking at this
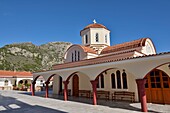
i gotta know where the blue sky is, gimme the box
[0,0,170,53]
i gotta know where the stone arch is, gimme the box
[32,75,44,84]
[66,71,90,82]
[31,75,46,96]
[65,71,91,96]
[94,68,115,81]
[144,62,170,78]
[46,74,60,83]
[21,79,32,85]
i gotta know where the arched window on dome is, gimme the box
[95,33,99,42]
[72,53,74,62]
[75,51,77,61]
[105,35,107,43]
[116,70,121,89]
[122,70,128,89]
[85,35,88,44]
[78,51,80,61]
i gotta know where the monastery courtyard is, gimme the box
[0,90,169,113]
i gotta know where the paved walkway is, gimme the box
[0,90,170,113]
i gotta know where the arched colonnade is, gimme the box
[32,53,170,112]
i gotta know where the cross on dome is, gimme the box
[93,19,97,24]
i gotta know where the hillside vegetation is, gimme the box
[0,42,71,72]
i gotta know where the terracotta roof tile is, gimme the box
[0,70,32,78]
[84,23,108,30]
[66,45,97,54]
[50,52,170,71]
[80,46,97,54]
[80,23,109,34]
[101,38,147,54]
[52,50,136,70]
[34,52,170,74]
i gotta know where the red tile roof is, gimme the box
[101,38,147,54]
[51,52,170,71]
[84,23,108,30]
[52,50,136,70]
[32,51,170,74]
[66,44,97,54]
[80,45,97,54]
[80,23,109,34]
[0,70,32,78]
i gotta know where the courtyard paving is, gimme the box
[0,90,169,113]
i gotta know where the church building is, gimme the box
[32,21,170,112]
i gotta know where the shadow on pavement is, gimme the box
[0,93,67,113]
[19,91,161,113]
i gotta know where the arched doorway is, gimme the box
[72,74,79,97]
[145,69,170,104]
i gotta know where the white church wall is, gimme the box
[127,73,139,101]
[68,76,73,95]
[65,45,86,63]
[94,69,139,101]
[157,64,170,76]
[90,28,110,46]
[141,38,156,55]
[81,29,91,46]
[53,75,59,94]
[0,78,13,90]
[79,73,91,90]
[86,53,98,59]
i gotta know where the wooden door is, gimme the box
[162,72,170,104]
[145,69,170,104]
[72,74,79,97]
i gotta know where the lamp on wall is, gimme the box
[104,71,107,74]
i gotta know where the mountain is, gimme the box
[0,42,72,72]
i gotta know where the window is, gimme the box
[72,51,80,62]
[162,72,169,88]
[97,78,100,88]
[111,70,128,89]
[78,51,80,61]
[75,51,77,61]
[97,74,104,88]
[122,71,128,89]
[111,73,116,88]
[150,71,161,88]
[85,35,88,44]
[105,35,107,43]
[72,53,74,62]
[95,33,99,42]
[146,70,170,89]
[100,74,104,88]
[116,70,121,89]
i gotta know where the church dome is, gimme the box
[83,23,108,30]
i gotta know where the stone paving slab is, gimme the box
[0,90,170,113]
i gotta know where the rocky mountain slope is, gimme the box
[0,42,72,72]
